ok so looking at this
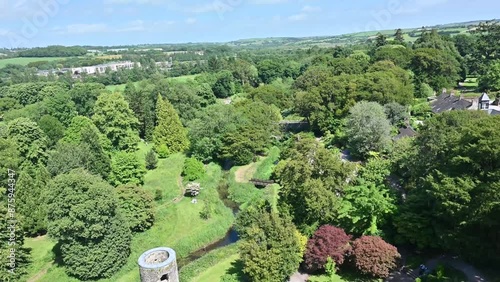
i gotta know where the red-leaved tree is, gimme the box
[304,225,352,271]
[351,236,401,278]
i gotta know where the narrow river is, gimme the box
[177,172,240,268]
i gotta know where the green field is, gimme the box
[22,143,234,282]
[180,244,242,281]
[0,57,66,68]
[106,74,200,92]
[193,253,240,282]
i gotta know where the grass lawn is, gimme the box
[192,253,240,282]
[0,57,66,68]
[106,74,200,92]
[180,244,241,281]
[228,150,281,210]
[23,146,234,282]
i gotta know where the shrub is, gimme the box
[304,225,352,271]
[154,189,163,201]
[351,236,400,278]
[155,143,170,158]
[182,157,205,181]
[145,149,158,170]
[200,199,213,220]
[220,273,239,282]
[116,184,155,232]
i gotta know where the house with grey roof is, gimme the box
[429,91,500,115]
[394,126,418,141]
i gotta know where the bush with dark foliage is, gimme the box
[304,225,352,271]
[351,236,400,278]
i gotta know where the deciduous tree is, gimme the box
[109,151,146,186]
[346,101,392,159]
[304,225,352,271]
[46,169,132,280]
[7,117,48,168]
[351,236,400,278]
[92,92,139,152]
[115,184,155,232]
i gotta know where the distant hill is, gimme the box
[225,19,500,49]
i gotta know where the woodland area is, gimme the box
[0,20,499,282]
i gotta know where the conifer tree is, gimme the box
[16,164,51,236]
[153,94,189,153]
[145,149,158,170]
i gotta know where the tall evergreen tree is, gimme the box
[145,149,158,170]
[153,94,189,153]
[394,28,405,44]
[124,82,155,141]
[0,189,31,281]
[375,33,387,48]
[16,164,51,236]
[236,201,302,282]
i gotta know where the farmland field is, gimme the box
[106,74,200,92]
[0,57,67,68]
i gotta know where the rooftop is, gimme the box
[430,93,472,113]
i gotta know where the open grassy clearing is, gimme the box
[179,244,241,281]
[193,253,240,282]
[23,146,234,282]
[106,74,200,92]
[0,57,67,68]
[229,146,281,207]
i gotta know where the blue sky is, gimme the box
[0,0,498,48]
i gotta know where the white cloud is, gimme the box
[185,18,197,24]
[302,5,321,13]
[288,13,307,21]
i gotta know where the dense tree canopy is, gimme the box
[47,169,132,280]
[236,202,302,282]
[394,111,500,266]
[16,164,50,236]
[115,184,155,232]
[92,92,139,152]
[346,101,392,159]
[274,137,355,230]
[7,117,48,168]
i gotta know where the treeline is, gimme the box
[0,21,499,281]
[18,45,87,57]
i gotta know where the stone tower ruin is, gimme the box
[138,247,179,282]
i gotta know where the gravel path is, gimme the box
[386,255,488,282]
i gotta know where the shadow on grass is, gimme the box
[226,259,249,282]
[51,241,64,267]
